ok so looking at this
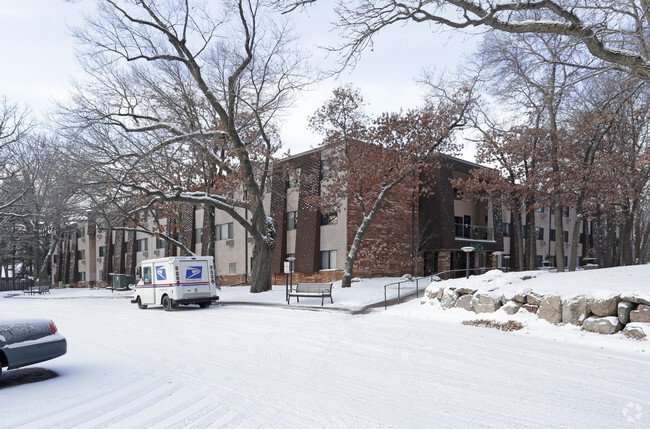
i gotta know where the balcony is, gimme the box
[455,223,494,241]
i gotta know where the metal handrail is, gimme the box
[383,267,488,310]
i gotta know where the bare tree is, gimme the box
[60,0,310,293]
[321,1,650,80]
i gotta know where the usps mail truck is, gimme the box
[131,256,219,311]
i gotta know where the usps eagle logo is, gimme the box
[186,266,202,279]
[155,265,167,281]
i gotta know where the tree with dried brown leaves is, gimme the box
[310,85,472,287]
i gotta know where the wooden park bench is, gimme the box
[288,282,333,306]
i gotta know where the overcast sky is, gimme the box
[0,1,478,157]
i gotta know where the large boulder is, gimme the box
[582,316,622,335]
[501,300,522,315]
[620,293,650,306]
[501,289,531,305]
[588,296,620,317]
[618,301,636,325]
[455,294,473,311]
[440,288,459,310]
[562,296,589,325]
[455,286,477,296]
[622,322,649,340]
[539,295,562,323]
[630,304,650,323]
[526,292,544,306]
[425,285,444,300]
[472,292,502,313]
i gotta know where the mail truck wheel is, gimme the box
[199,302,210,308]
[136,296,148,309]
[162,295,173,311]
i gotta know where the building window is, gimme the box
[536,207,545,213]
[500,255,510,268]
[156,237,166,249]
[287,211,298,230]
[99,270,104,282]
[77,271,86,282]
[502,223,510,237]
[286,168,301,188]
[321,212,338,225]
[76,226,85,239]
[536,255,543,267]
[216,223,234,240]
[579,233,584,244]
[320,250,337,270]
[229,263,237,275]
[535,227,544,241]
[77,249,86,260]
[453,188,462,200]
[136,238,148,252]
[550,229,556,242]
[53,255,58,264]
[563,230,569,242]
[563,207,570,217]
[320,159,335,179]
[98,246,105,257]
[194,228,203,244]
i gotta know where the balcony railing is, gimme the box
[455,223,494,241]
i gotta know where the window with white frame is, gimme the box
[216,223,234,240]
[77,271,86,282]
[320,250,337,270]
[77,249,86,260]
[136,238,148,252]
[98,246,105,257]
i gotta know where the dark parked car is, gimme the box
[0,319,67,378]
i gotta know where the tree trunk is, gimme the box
[551,205,565,272]
[249,212,276,293]
[512,202,525,271]
[250,239,273,293]
[569,212,583,271]
[620,204,635,265]
[525,207,537,270]
[604,214,617,267]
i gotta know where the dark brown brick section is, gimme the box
[181,204,195,255]
[113,230,125,274]
[419,156,504,274]
[270,160,288,274]
[347,174,418,278]
[294,153,321,274]
[102,230,113,283]
[269,150,323,275]
[202,205,215,258]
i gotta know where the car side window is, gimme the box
[143,266,152,284]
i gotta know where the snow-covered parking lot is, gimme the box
[1,268,649,428]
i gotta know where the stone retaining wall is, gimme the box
[423,283,650,339]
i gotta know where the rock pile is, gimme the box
[423,282,650,339]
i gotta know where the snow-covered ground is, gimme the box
[1,266,649,428]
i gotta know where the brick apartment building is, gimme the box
[51,148,588,287]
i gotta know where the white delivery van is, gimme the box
[130,256,219,311]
